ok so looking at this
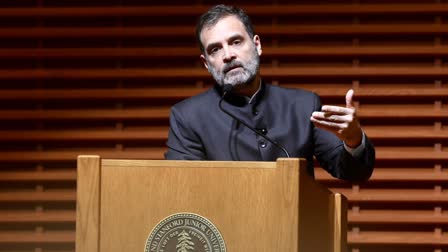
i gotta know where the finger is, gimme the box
[311,112,348,123]
[310,116,345,129]
[346,89,355,109]
[321,105,352,115]
[310,119,341,134]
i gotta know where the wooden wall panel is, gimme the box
[0,1,447,251]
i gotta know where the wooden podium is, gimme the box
[76,156,347,252]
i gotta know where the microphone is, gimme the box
[218,84,290,158]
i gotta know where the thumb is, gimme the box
[345,89,355,109]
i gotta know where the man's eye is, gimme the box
[209,47,219,55]
[233,40,241,45]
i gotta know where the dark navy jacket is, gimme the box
[165,82,375,181]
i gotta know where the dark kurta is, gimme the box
[165,82,375,181]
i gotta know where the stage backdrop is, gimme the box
[0,1,447,252]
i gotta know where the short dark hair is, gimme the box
[195,5,255,54]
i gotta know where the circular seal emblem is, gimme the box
[145,213,226,252]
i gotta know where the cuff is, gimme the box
[344,131,366,157]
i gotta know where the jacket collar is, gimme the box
[214,80,266,107]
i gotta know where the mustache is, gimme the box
[222,61,244,73]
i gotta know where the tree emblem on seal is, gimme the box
[145,213,226,252]
[176,230,194,252]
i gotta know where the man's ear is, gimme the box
[200,54,209,70]
[253,35,262,56]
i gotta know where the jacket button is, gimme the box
[260,128,267,135]
[253,109,259,115]
[259,140,267,148]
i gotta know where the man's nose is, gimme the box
[222,46,236,62]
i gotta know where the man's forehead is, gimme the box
[200,16,248,44]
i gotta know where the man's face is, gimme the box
[200,15,262,89]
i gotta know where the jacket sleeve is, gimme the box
[311,94,375,182]
[164,106,206,160]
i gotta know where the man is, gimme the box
[165,5,375,181]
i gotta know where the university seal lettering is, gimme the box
[145,213,226,252]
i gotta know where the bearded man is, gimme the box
[164,5,375,181]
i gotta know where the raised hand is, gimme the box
[310,89,363,148]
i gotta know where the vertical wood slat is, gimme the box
[332,193,348,252]
[76,156,100,252]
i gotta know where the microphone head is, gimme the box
[222,84,233,93]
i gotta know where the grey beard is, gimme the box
[207,51,260,89]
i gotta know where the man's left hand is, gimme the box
[310,89,363,148]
